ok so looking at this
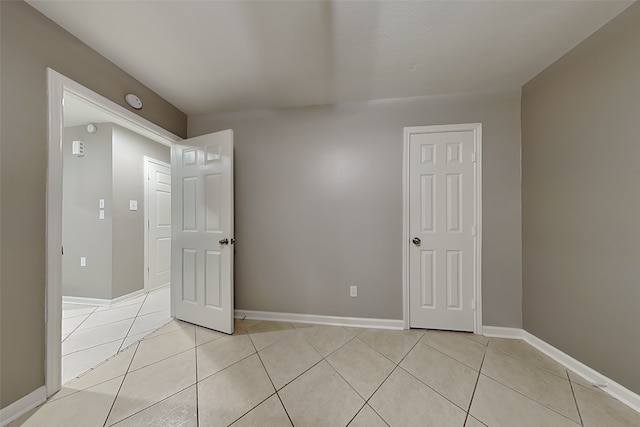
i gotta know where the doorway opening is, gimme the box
[46,69,181,396]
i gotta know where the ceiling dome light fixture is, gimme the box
[125,93,143,110]
[86,123,97,133]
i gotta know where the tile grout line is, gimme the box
[216,321,293,426]
[479,370,583,424]
[243,320,307,425]
[284,326,377,426]
[49,347,140,403]
[117,291,151,353]
[62,309,95,341]
[77,304,170,335]
[106,385,195,426]
[194,326,200,427]
[102,341,141,427]
[343,401,368,427]
[353,337,419,426]
[62,337,124,358]
[567,370,585,426]
[228,393,279,426]
[356,330,424,366]
[488,339,569,380]
[301,326,358,360]
[67,318,179,383]
[127,345,194,375]
[100,310,195,427]
[403,338,493,416]
[62,306,98,320]
[274,392,295,427]
[356,335,428,425]
[72,315,137,334]
[420,335,487,371]
[463,345,487,426]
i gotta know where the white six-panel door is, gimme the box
[171,130,234,334]
[406,124,480,332]
[147,160,171,289]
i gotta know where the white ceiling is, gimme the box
[29,1,632,116]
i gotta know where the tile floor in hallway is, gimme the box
[11,319,640,426]
[61,286,171,384]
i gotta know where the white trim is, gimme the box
[235,310,404,330]
[143,157,171,291]
[45,69,64,400]
[482,325,524,339]
[482,327,640,413]
[0,386,46,426]
[522,331,640,413]
[62,288,147,307]
[46,69,181,399]
[402,123,483,334]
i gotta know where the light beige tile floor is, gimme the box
[61,286,171,384]
[10,320,640,427]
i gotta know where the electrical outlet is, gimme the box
[350,286,358,297]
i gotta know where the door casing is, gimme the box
[45,69,181,397]
[402,123,483,334]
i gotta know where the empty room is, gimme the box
[1,1,639,426]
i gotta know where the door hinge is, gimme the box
[472,226,477,236]
[472,299,476,310]
[471,153,477,163]
[61,246,64,255]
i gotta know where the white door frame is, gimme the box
[45,69,181,397]
[143,156,171,291]
[402,123,483,334]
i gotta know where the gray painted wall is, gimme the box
[189,90,522,326]
[0,1,186,409]
[62,124,114,299]
[112,125,170,299]
[522,3,640,393]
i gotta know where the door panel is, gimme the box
[408,127,477,331]
[171,130,234,334]
[148,161,171,289]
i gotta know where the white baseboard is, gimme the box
[0,386,46,426]
[483,326,640,413]
[235,310,404,330]
[482,325,525,339]
[63,288,146,307]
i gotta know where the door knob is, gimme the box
[412,237,421,245]
[219,238,229,245]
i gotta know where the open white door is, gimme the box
[171,130,234,334]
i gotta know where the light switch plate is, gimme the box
[99,199,105,208]
[129,200,138,211]
[99,209,105,220]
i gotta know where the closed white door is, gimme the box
[407,125,480,331]
[171,130,234,334]
[147,160,171,289]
